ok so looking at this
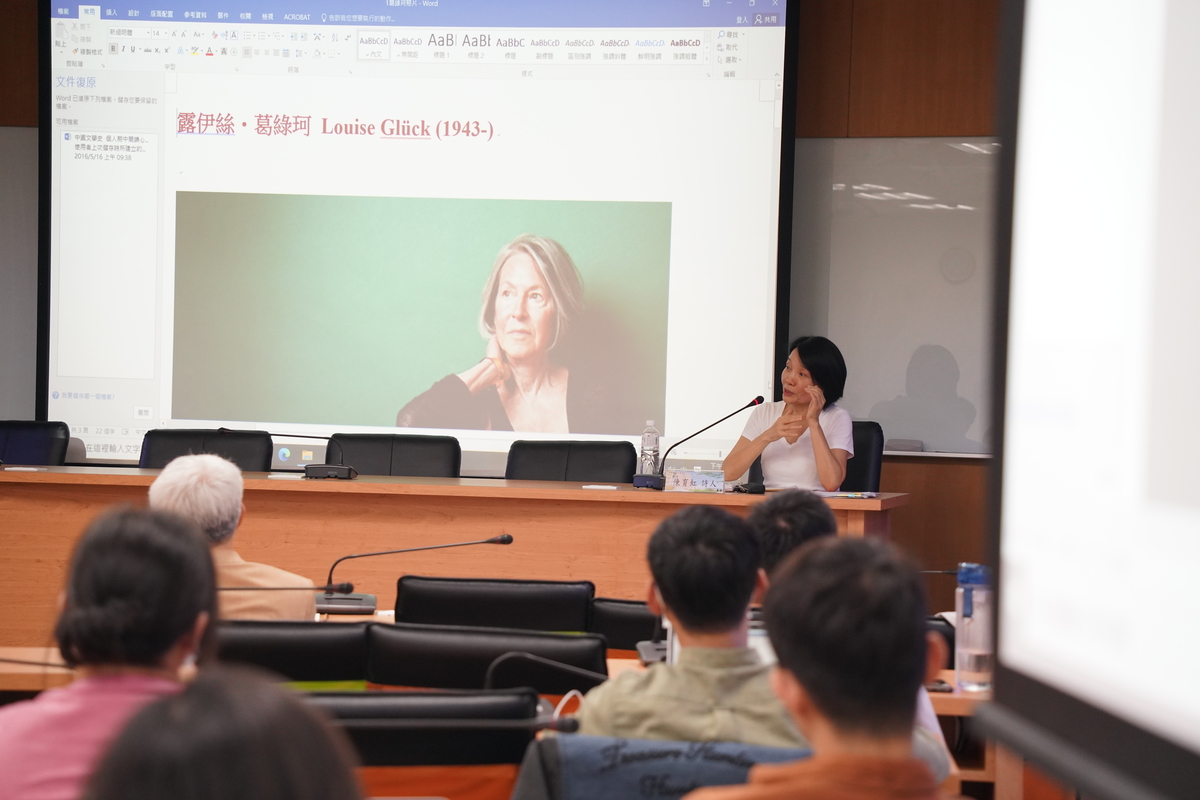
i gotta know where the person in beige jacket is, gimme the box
[149,454,316,621]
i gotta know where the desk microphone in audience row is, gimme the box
[218,582,356,594]
[634,396,765,490]
[318,535,515,615]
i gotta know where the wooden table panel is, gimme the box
[0,468,905,646]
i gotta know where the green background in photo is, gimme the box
[171,192,671,433]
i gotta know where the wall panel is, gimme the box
[0,0,38,128]
[795,0,854,137]
[880,455,990,612]
[847,0,1000,137]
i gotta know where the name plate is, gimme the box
[664,469,725,493]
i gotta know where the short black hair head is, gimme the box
[647,506,761,634]
[746,490,837,575]
[84,665,362,800]
[55,507,217,669]
[789,336,847,407]
[764,537,928,737]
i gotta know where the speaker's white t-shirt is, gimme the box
[739,401,854,489]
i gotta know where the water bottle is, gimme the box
[639,420,660,475]
[955,562,994,692]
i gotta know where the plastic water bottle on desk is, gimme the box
[955,562,993,692]
[639,420,660,475]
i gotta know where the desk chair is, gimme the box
[395,576,594,633]
[843,420,885,492]
[587,598,658,651]
[326,433,461,478]
[367,622,608,694]
[138,428,273,471]
[307,687,540,766]
[215,621,369,682]
[505,440,637,484]
[0,421,70,466]
[308,687,540,800]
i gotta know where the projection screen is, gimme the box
[982,0,1200,796]
[38,0,795,472]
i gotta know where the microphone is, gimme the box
[0,656,72,670]
[318,535,515,615]
[633,396,765,490]
[219,582,355,594]
[334,715,579,733]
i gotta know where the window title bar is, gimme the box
[55,1,786,28]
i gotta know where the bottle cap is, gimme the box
[957,562,991,586]
[646,420,655,427]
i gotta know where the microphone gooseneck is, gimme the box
[219,582,355,593]
[334,715,579,733]
[324,536,517,592]
[657,396,765,475]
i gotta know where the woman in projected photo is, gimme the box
[397,234,589,432]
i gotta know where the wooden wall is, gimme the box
[880,456,990,612]
[0,0,38,127]
[796,0,1001,137]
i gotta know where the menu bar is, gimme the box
[54,1,786,28]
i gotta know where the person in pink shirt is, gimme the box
[0,508,217,800]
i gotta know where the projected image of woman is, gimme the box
[397,234,585,432]
[721,336,855,491]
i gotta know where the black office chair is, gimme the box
[587,598,658,651]
[927,615,956,669]
[0,421,70,466]
[395,576,594,633]
[504,440,637,483]
[306,687,540,766]
[215,621,369,682]
[138,428,273,471]
[842,420,885,492]
[366,622,608,694]
[326,433,461,478]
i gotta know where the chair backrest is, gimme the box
[510,735,808,800]
[927,616,955,669]
[842,420,885,492]
[367,622,608,693]
[0,421,70,466]
[587,598,658,651]
[505,440,637,483]
[138,428,273,471]
[306,687,540,766]
[395,576,594,633]
[326,433,461,478]
[215,620,370,681]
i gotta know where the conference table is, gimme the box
[0,466,907,647]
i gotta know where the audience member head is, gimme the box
[55,507,217,671]
[148,454,244,546]
[84,666,363,800]
[764,538,943,741]
[746,490,837,576]
[646,506,763,634]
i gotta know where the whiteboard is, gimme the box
[790,137,997,455]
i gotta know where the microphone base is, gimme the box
[633,473,665,490]
[316,592,378,615]
[636,639,669,665]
